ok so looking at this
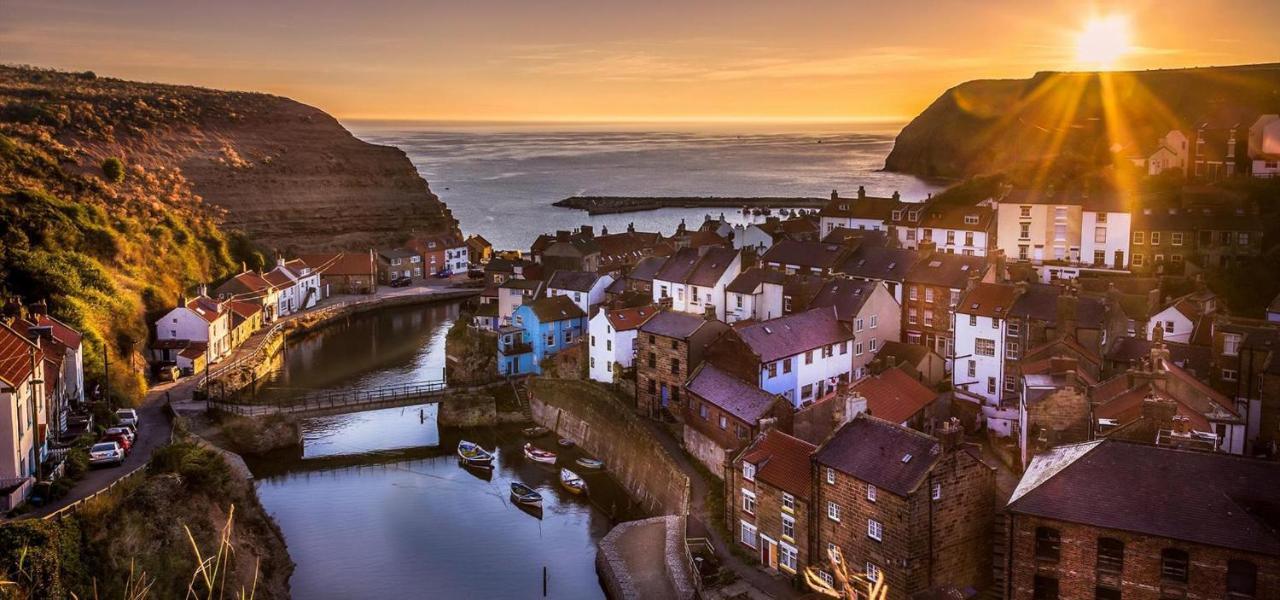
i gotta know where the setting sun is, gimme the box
[1075,15,1133,69]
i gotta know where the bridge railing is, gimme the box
[208,379,449,415]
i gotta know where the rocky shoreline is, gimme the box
[553,195,828,215]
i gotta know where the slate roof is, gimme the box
[547,270,600,292]
[1007,440,1280,556]
[761,241,852,270]
[1007,284,1106,328]
[822,228,889,248]
[819,194,901,220]
[838,246,918,282]
[605,305,658,332]
[814,414,943,497]
[1002,185,1128,212]
[627,256,667,283]
[215,271,274,298]
[852,367,937,425]
[958,283,1020,319]
[808,279,879,323]
[876,340,935,367]
[920,205,995,230]
[526,295,585,322]
[378,248,419,261]
[739,429,817,501]
[686,247,738,286]
[685,363,779,423]
[726,267,786,294]
[640,311,710,340]
[906,254,987,289]
[1105,337,1212,375]
[736,308,852,363]
[0,323,41,386]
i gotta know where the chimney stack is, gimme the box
[992,249,1007,283]
[627,222,636,233]
[1056,284,1079,340]
[891,190,901,201]
[1141,394,1177,429]
[556,230,570,242]
[704,303,717,321]
[857,186,866,199]
[580,225,594,237]
[939,417,962,451]
[919,240,937,257]
[831,189,839,201]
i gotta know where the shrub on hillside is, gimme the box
[100,157,125,183]
[149,442,232,495]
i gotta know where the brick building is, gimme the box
[728,429,817,580]
[682,363,791,478]
[634,310,728,419]
[1003,440,1280,600]
[902,247,990,362]
[811,415,996,599]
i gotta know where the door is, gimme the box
[759,535,778,569]
[1114,250,1124,270]
[660,384,670,407]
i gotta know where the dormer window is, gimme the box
[743,462,756,481]
[891,210,902,220]
[839,204,848,211]
[964,215,979,225]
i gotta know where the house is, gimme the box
[818,187,907,236]
[1146,289,1217,344]
[1248,114,1280,178]
[996,186,1132,272]
[812,415,995,599]
[472,288,500,332]
[808,278,901,381]
[1130,207,1263,273]
[902,249,990,363]
[1017,356,1094,468]
[760,241,853,276]
[0,324,42,510]
[910,205,996,256]
[837,246,919,304]
[465,234,494,265]
[497,278,545,327]
[728,429,816,580]
[682,363,792,478]
[1191,120,1247,181]
[296,251,378,295]
[735,217,820,253]
[822,227,891,250]
[1140,129,1190,176]
[407,233,463,275]
[531,227,601,273]
[445,237,469,273]
[851,367,939,432]
[154,295,233,362]
[19,310,84,432]
[708,307,854,408]
[214,270,281,321]
[483,257,526,286]
[651,247,742,321]
[587,305,657,384]
[545,270,613,316]
[634,311,729,418]
[150,340,207,375]
[724,267,787,324]
[225,300,264,350]
[872,341,946,388]
[263,257,321,317]
[952,282,1022,434]
[595,226,672,274]
[1002,281,1116,398]
[1208,317,1280,451]
[377,248,422,282]
[1003,440,1279,600]
[496,295,586,376]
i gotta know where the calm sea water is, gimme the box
[246,302,639,599]
[345,121,942,250]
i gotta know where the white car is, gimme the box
[115,408,139,427]
[89,442,124,467]
[104,427,135,445]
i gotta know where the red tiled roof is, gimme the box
[958,283,1020,319]
[852,367,937,425]
[226,300,263,319]
[297,252,377,277]
[33,315,82,349]
[740,429,817,500]
[263,268,296,288]
[185,296,224,323]
[605,305,658,332]
[0,324,41,386]
[216,271,274,298]
[178,341,208,360]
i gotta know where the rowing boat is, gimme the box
[510,482,543,507]
[523,426,550,437]
[575,457,605,470]
[523,443,557,465]
[457,440,495,468]
[560,468,587,495]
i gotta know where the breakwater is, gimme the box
[553,195,828,215]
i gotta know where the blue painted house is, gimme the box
[498,295,587,376]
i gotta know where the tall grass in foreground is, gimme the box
[0,506,257,600]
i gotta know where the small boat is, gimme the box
[457,440,495,468]
[510,482,543,507]
[575,457,605,471]
[523,443,557,465]
[557,438,576,448]
[523,426,550,437]
[560,468,587,495]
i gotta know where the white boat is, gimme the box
[523,443,557,465]
[560,468,587,495]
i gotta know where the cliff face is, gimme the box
[0,66,456,252]
[885,63,1280,179]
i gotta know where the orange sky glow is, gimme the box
[3,0,1278,122]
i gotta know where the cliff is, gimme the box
[885,63,1280,179]
[0,65,456,252]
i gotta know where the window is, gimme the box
[1096,212,1108,223]
[966,231,975,246]
[855,342,864,356]
[606,339,612,351]
[1224,333,1241,356]
[1151,232,1162,245]
[827,502,841,522]
[1172,254,1183,264]
[805,350,814,365]
[1133,231,1145,244]
[976,338,996,357]
[1094,250,1105,266]
[1019,223,1031,240]
[782,493,795,511]
[909,308,918,325]
[1096,537,1124,574]
[1172,232,1183,246]
[1008,341,1020,360]
[1095,587,1120,600]
[987,376,996,394]
[671,358,680,375]
[1094,227,1107,244]
[699,402,709,420]
[782,514,795,539]
[591,335,596,347]
[1019,245,1030,260]
[740,521,758,548]
[743,462,755,481]
[931,483,942,500]
[855,318,864,332]
[767,362,778,378]
[1223,368,1239,382]
[1033,576,1059,600]
[1004,375,1016,392]
[719,416,728,430]
[867,484,877,502]
[839,342,848,355]
[865,562,881,583]
[1008,321,1020,336]
[742,489,756,514]
[1227,560,1258,598]
[783,358,792,374]
[546,333,556,347]
[1160,548,1188,583]
[969,314,977,326]
[967,360,976,378]
[780,544,798,573]
[802,384,814,399]
[736,294,743,308]
[925,288,935,303]
[823,344,834,358]
[909,286,918,301]
[826,468,836,485]
[924,311,934,327]
[1132,254,1144,267]
[867,519,883,541]
[965,214,979,225]
[947,231,955,245]
[869,338,878,352]
[1035,527,1061,562]
[1020,205,1032,218]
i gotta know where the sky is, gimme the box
[3,0,1278,122]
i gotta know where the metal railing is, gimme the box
[208,380,449,416]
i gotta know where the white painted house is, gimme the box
[446,241,470,273]
[727,307,855,408]
[1248,114,1280,178]
[652,247,742,321]
[546,270,614,316]
[996,187,1132,272]
[953,282,1021,436]
[723,268,787,324]
[588,305,657,383]
[154,295,233,362]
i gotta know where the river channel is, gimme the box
[242,301,640,599]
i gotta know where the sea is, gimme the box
[344,120,944,251]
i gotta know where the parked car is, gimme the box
[115,408,139,427]
[104,426,135,445]
[433,269,452,279]
[389,276,412,288]
[89,442,125,467]
[100,432,131,455]
[157,364,180,382]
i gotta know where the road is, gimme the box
[26,279,478,520]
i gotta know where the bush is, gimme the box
[149,443,232,495]
[100,157,125,183]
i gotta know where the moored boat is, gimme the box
[557,438,576,448]
[523,443,557,465]
[510,482,543,507]
[560,468,587,495]
[575,457,605,470]
[523,426,550,437]
[457,440,495,468]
